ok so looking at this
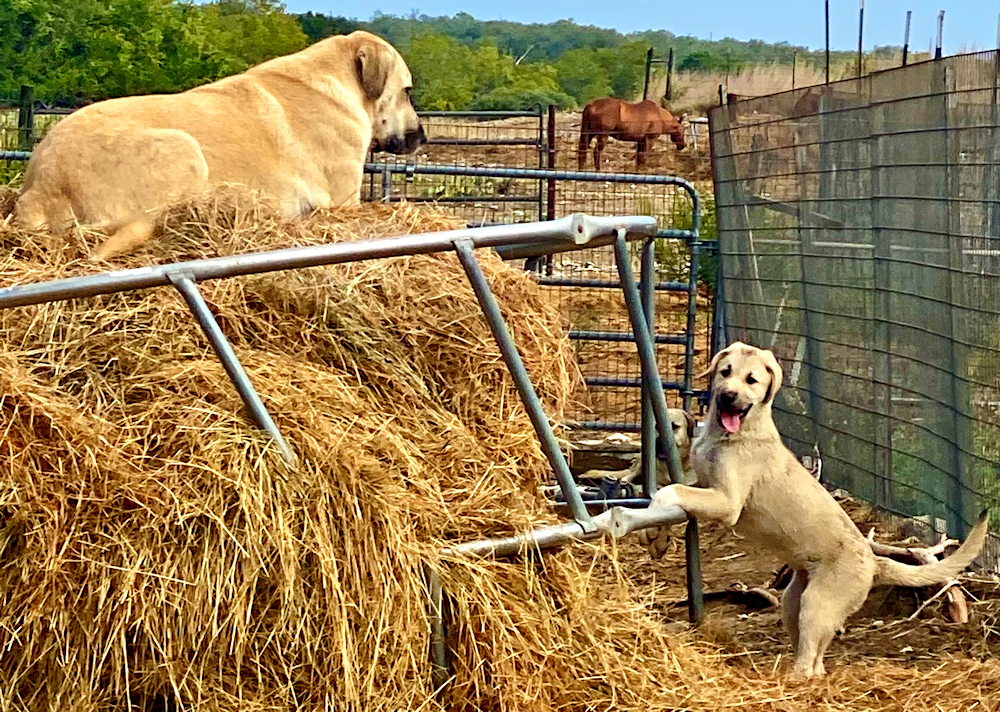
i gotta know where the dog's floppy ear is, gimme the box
[356,42,390,99]
[760,349,784,404]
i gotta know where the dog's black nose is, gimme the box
[717,390,738,409]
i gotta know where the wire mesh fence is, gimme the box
[709,50,1000,568]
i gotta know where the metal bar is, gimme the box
[384,195,540,204]
[424,138,540,147]
[902,10,912,66]
[584,377,684,390]
[682,241,702,410]
[554,498,653,512]
[543,104,555,274]
[858,0,865,80]
[565,420,642,432]
[0,151,31,161]
[613,230,703,624]
[169,273,296,466]
[441,504,687,558]
[494,229,691,262]
[536,277,689,291]
[453,238,595,532]
[364,163,701,193]
[546,105,557,223]
[17,85,34,151]
[825,0,831,84]
[568,330,686,345]
[380,167,391,201]
[640,238,658,497]
[417,110,542,118]
[424,565,448,691]
[0,214,658,310]
[935,11,944,60]
[612,233,685,481]
[665,48,674,102]
[643,48,654,101]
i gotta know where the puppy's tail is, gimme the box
[874,510,989,588]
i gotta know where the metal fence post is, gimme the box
[613,231,703,623]
[17,85,34,151]
[942,64,974,539]
[643,48,654,101]
[545,105,557,275]
[640,238,657,497]
[665,49,674,102]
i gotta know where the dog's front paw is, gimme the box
[651,484,683,510]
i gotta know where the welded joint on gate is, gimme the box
[166,270,298,467]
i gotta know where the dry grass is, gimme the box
[0,189,996,711]
[660,52,936,116]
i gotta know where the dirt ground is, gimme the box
[575,496,1000,677]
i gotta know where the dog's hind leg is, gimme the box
[792,560,870,677]
[781,569,807,655]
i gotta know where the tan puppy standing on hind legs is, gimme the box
[648,341,989,678]
[14,30,425,260]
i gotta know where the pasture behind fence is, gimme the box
[709,50,1000,569]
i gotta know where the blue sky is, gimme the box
[282,1,998,54]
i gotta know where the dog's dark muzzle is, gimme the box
[382,125,426,155]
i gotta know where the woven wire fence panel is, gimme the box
[367,111,715,430]
[710,51,1000,569]
[364,111,546,224]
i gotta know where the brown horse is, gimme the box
[577,98,685,171]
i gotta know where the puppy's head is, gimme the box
[698,342,783,435]
[667,408,696,457]
[352,31,425,155]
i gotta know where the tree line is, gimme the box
[1,1,865,111]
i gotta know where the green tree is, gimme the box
[555,48,611,105]
[403,32,475,110]
[200,0,308,68]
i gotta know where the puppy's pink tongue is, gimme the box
[720,413,741,433]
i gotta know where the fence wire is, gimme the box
[709,50,1000,569]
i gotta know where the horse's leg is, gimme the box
[578,129,592,170]
[636,137,648,170]
[594,134,607,171]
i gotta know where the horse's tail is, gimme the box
[578,106,593,170]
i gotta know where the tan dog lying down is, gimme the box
[14,30,425,260]
[578,408,696,486]
[649,342,989,678]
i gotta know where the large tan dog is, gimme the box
[649,341,989,678]
[14,30,425,260]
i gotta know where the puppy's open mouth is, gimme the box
[717,405,751,434]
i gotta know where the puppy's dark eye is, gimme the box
[672,422,680,430]
[746,374,757,385]
[720,366,732,377]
